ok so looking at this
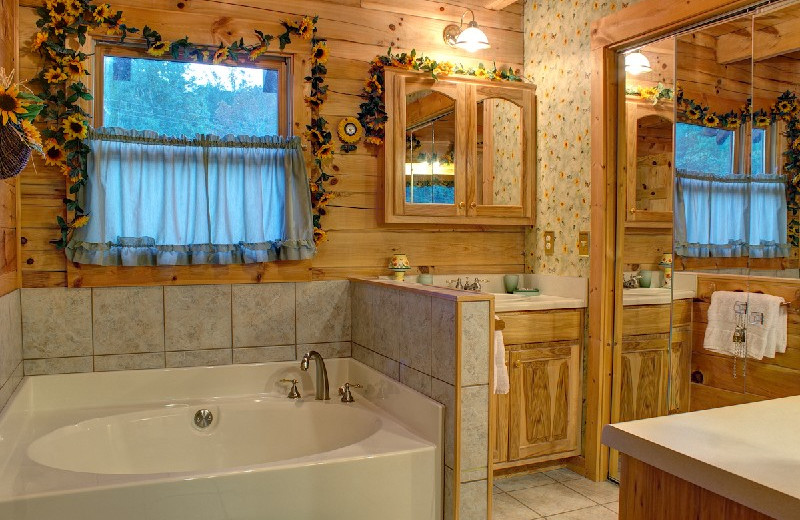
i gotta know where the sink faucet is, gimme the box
[623,273,642,289]
[300,351,330,400]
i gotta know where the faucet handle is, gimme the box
[280,378,301,399]
[338,382,362,403]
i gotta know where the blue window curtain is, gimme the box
[674,171,789,258]
[65,128,316,266]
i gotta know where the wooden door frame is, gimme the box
[587,0,758,481]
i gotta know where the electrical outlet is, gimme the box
[578,231,590,257]
[544,231,555,256]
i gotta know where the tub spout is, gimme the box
[300,351,330,400]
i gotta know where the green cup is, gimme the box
[503,274,519,293]
[639,271,652,288]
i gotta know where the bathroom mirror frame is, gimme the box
[588,0,761,482]
[383,67,537,226]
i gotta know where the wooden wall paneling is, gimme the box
[16,0,527,289]
[0,0,19,298]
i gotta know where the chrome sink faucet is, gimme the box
[623,273,642,289]
[300,350,330,400]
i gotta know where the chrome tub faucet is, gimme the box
[300,350,330,400]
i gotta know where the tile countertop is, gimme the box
[602,396,800,519]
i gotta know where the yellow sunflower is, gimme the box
[43,67,67,84]
[364,75,382,95]
[305,128,324,144]
[686,107,701,120]
[365,135,383,146]
[212,46,230,65]
[316,192,334,208]
[474,67,488,79]
[0,85,29,125]
[46,0,80,20]
[297,17,315,40]
[703,114,719,127]
[147,41,170,57]
[20,120,42,149]
[434,62,454,76]
[793,137,800,151]
[315,143,335,160]
[311,43,329,64]
[93,3,113,22]
[105,17,126,35]
[248,45,267,61]
[755,115,771,127]
[304,94,324,109]
[313,227,327,245]
[777,100,793,113]
[31,32,48,52]
[43,139,66,166]
[725,119,741,130]
[62,114,87,140]
[62,57,85,80]
[71,215,90,228]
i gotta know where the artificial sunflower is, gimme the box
[364,75,382,95]
[31,32,48,52]
[105,16,126,35]
[62,57,85,80]
[20,120,42,149]
[62,114,87,140]
[0,84,28,125]
[724,118,741,130]
[685,107,702,120]
[43,139,66,166]
[316,192,334,208]
[305,128,324,144]
[434,62,454,76]
[93,3,112,22]
[43,67,67,84]
[755,115,771,127]
[313,227,327,244]
[71,215,90,229]
[305,94,324,109]
[248,45,267,61]
[365,135,383,146]
[46,0,81,21]
[311,42,329,64]
[297,17,315,40]
[703,114,719,127]
[315,142,335,160]
[212,45,230,65]
[474,67,488,79]
[776,100,793,113]
[147,41,170,57]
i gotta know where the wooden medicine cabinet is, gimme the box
[383,68,536,225]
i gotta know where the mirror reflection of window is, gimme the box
[675,123,735,176]
[751,128,766,175]
[404,89,456,205]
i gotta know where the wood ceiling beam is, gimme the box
[483,0,519,11]
[717,18,800,64]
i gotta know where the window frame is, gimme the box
[94,43,293,138]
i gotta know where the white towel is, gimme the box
[745,293,786,360]
[493,330,509,394]
[703,291,746,357]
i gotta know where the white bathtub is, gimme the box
[0,358,443,520]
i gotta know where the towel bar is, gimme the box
[695,290,800,314]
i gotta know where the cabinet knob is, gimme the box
[513,360,521,368]
[470,202,477,208]
[630,207,636,213]
[458,201,465,208]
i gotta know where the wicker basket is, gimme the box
[0,123,32,179]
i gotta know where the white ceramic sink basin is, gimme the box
[623,287,696,305]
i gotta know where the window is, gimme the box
[64,47,314,266]
[98,47,289,136]
[674,122,788,259]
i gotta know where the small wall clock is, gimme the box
[338,117,363,153]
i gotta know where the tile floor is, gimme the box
[492,468,619,519]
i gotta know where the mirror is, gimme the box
[404,89,457,205]
[476,98,524,207]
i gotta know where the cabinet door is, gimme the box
[508,343,581,461]
[492,351,510,464]
[625,100,674,223]
[471,84,535,224]
[619,335,669,422]
[669,326,692,414]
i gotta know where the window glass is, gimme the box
[675,123,734,175]
[102,55,281,137]
[751,127,766,175]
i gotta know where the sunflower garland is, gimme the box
[33,1,334,248]
[357,49,523,148]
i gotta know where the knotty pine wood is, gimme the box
[499,309,583,344]
[15,0,525,287]
[619,454,775,520]
[690,274,800,410]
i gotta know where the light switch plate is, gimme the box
[578,231,589,257]
[544,231,555,256]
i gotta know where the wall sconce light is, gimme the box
[443,9,490,53]
[624,50,652,75]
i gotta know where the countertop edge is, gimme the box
[602,424,800,519]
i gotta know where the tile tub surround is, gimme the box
[20,281,351,375]
[0,289,22,411]
[350,278,492,520]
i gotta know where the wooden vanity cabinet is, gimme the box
[493,309,583,467]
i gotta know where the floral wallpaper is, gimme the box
[490,99,523,205]
[523,0,639,276]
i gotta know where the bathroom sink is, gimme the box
[622,287,695,305]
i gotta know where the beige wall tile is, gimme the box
[22,288,91,359]
[371,285,400,360]
[350,283,372,349]
[461,301,490,386]
[93,287,164,355]
[296,341,351,360]
[460,384,489,482]
[431,377,456,469]
[296,281,350,343]
[232,345,295,364]
[232,283,295,347]
[398,292,432,375]
[166,349,232,368]
[459,480,488,520]
[0,290,22,386]
[352,342,376,369]
[164,285,231,351]
[399,363,432,397]
[431,298,457,385]
[24,356,93,375]
[444,464,455,520]
[94,353,165,372]
[0,362,23,412]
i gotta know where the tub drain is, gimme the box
[194,409,213,429]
